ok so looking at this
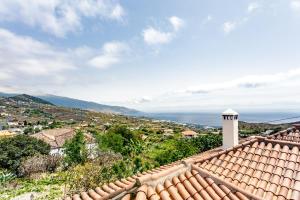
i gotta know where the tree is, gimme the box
[98,132,124,154]
[191,134,222,152]
[96,126,141,156]
[0,135,50,174]
[64,131,88,166]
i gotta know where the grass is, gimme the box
[0,173,65,200]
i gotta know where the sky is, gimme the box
[1,0,300,113]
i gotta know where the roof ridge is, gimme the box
[191,164,263,200]
[136,161,194,187]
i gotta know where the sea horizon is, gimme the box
[140,112,300,127]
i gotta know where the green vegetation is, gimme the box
[0,170,16,186]
[239,121,284,137]
[0,173,64,200]
[0,135,50,174]
[64,131,88,166]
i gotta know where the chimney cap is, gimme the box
[222,108,238,116]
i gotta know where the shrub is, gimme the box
[65,152,123,194]
[18,154,62,177]
[0,135,50,174]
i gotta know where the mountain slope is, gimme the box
[9,94,54,105]
[38,95,141,115]
[0,92,140,115]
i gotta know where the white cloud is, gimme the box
[247,2,260,13]
[88,41,129,69]
[291,0,300,10]
[0,28,130,94]
[169,16,184,31]
[142,27,173,45]
[0,28,128,84]
[0,28,75,77]
[222,2,260,34]
[180,68,300,94]
[0,0,125,37]
[223,21,236,34]
[110,4,125,20]
[142,16,184,45]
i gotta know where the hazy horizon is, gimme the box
[1,0,300,112]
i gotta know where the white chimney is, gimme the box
[222,109,239,149]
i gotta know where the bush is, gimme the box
[0,135,50,174]
[18,154,62,177]
[65,152,123,194]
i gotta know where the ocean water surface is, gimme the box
[143,112,300,127]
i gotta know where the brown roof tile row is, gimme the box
[197,138,300,200]
[268,129,300,143]
[122,169,253,200]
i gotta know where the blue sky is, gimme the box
[1,0,300,112]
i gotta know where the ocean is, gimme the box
[143,112,300,127]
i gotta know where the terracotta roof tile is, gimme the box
[268,129,300,143]
[31,128,94,149]
[196,137,300,200]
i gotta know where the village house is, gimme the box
[31,128,95,155]
[182,130,198,138]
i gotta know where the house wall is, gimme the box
[49,143,97,157]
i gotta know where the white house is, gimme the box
[31,128,95,155]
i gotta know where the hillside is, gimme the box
[9,94,53,105]
[38,95,141,115]
[0,92,140,115]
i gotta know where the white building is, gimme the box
[31,128,96,156]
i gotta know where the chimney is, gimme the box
[222,109,239,149]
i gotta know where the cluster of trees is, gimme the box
[96,126,143,157]
[153,134,222,165]
[0,135,50,174]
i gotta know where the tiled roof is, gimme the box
[268,129,300,143]
[31,128,94,149]
[182,130,198,136]
[197,137,300,200]
[66,130,300,200]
